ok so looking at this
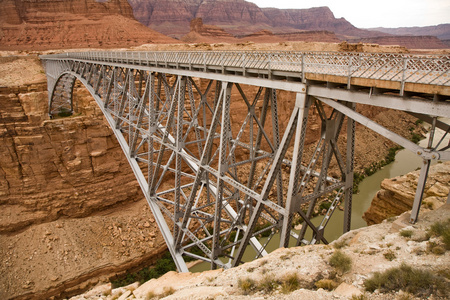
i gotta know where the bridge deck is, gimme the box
[41,51,450,97]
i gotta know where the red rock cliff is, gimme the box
[0,0,177,50]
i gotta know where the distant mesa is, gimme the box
[0,0,448,51]
[126,0,449,49]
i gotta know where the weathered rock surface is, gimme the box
[127,1,384,39]
[238,30,340,43]
[126,0,449,49]
[352,35,448,49]
[69,205,450,300]
[182,18,236,43]
[0,83,144,233]
[182,18,341,44]
[369,24,450,41]
[0,54,165,300]
[0,0,177,50]
[363,161,450,225]
[0,199,167,300]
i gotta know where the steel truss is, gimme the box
[41,52,450,272]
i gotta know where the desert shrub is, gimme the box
[333,239,348,249]
[259,274,278,293]
[383,249,396,261]
[160,286,175,298]
[427,241,445,255]
[364,263,448,297]
[254,222,273,238]
[237,277,255,295]
[399,229,413,238]
[280,273,300,294]
[428,219,450,250]
[314,279,338,290]
[351,295,368,300]
[329,250,352,274]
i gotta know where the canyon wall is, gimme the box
[352,35,448,50]
[0,0,177,50]
[0,55,166,300]
[127,0,383,39]
[126,0,449,49]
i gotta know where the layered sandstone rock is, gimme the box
[0,0,177,50]
[260,6,383,39]
[182,18,236,43]
[352,35,448,49]
[0,82,144,233]
[363,161,450,225]
[369,24,450,41]
[127,1,387,39]
[239,30,340,43]
[0,0,135,24]
[0,55,165,300]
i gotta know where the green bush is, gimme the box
[111,252,176,288]
[364,263,448,297]
[410,132,422,144]
[329,250,352,274]
[56,107,73,118]
[319,201,332,211]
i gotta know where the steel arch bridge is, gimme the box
[40,51,450,272]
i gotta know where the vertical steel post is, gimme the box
[212,81,232,269]
[410,116,436,223]
[280,91,308,248]
[343,102,356,233]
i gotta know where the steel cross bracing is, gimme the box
[40,51,450,272]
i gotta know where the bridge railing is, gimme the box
[42,51,449,87]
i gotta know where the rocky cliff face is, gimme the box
[352,35,448,49]
[363,161,450,225]
[0,0,177,50]
[127,1,382,39]
[182,17,236,43]
[127,0,449,49]
[369,23,450,41]
[260,6,382,39]
[0,55,166,300]
[0,78,143,234]
[0,0,134,24]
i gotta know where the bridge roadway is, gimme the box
[40,50,450,272]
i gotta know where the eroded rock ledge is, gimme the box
[69,205,450,300]
[363,161,450,225]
